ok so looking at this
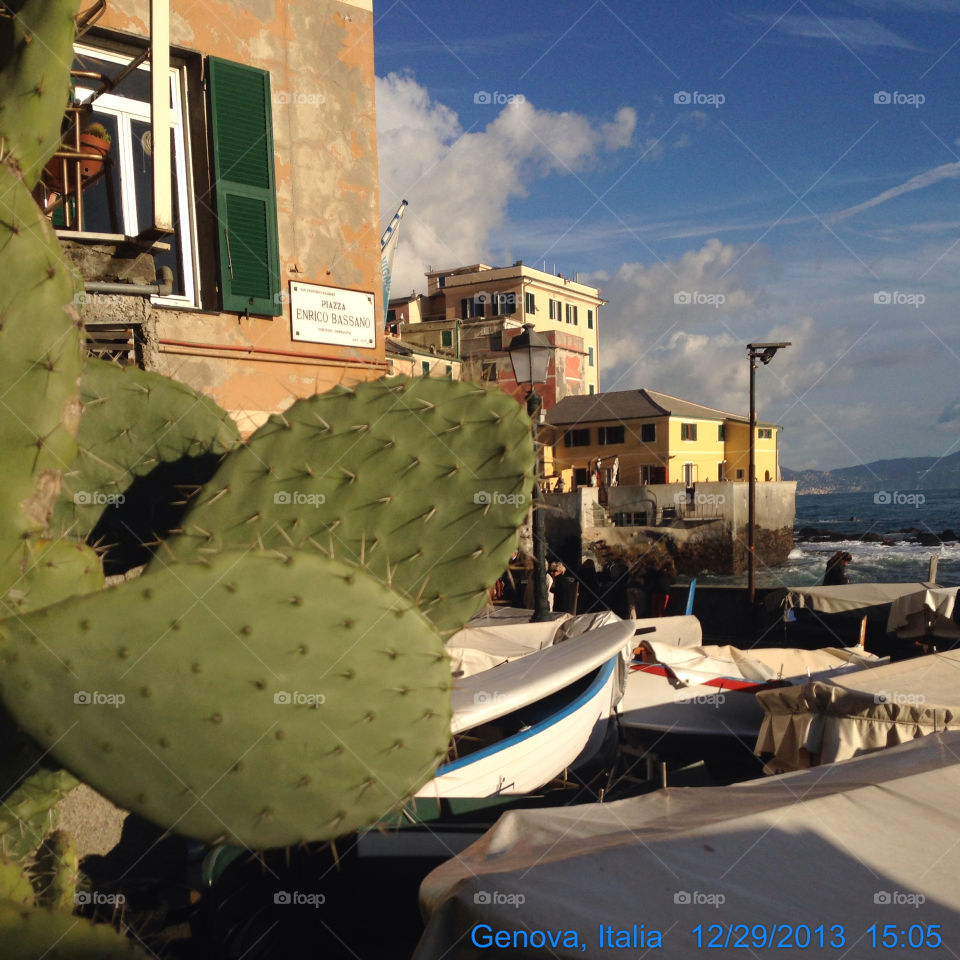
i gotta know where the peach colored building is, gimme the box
[50,0,383,435]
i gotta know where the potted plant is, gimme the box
[78,121,112,179]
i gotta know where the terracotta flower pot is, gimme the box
[78,132,111,179]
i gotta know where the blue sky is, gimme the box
[373,0,960,472]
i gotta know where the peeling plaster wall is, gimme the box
[92,0,384,432]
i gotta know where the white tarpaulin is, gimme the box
[755,649,960,772]
[887,585,960,639]
[415,733,960,959]
[780,581,929,615]
[447,613,570,679]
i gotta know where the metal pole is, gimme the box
[748,351,757,606]
[528,389,550,622]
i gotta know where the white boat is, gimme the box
[619,621,885,742]
[415,614,637,799]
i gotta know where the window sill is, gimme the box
[55,230,171,253]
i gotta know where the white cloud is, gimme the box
[376,71,638,294]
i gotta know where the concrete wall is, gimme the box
[78,0,384,435]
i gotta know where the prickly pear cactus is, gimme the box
[0,0,85,603]
[0,899,149,959]
[31,830,78,911]
[49,358,241,539]
[0,550,451,848]
[0,858,36,906]
[0,769,78,861]
[158,376,536,635]
[2,539,103,618]
[0,0,81,189]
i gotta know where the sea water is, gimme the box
[701,488,960,587]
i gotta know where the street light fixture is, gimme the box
[746,342,790,608]
[507,323,551,622]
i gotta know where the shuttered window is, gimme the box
[207,57,281,316]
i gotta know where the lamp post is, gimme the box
[507,323,552,622]
[746,342,790,607]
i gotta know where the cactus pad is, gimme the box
[0,0,81,189]
[0,858,36,906]
[0,769,78,861]
[0,899,148,959]
[31,830,78,911]
[0,165,83,601]
[158,376,535,635]
[0,551,451,848]
[50,358,241,540]
[2,539,103,617]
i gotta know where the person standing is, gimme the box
[823,551,852,586]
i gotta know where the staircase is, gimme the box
[588,502,614,528]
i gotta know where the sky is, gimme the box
[372,0,960,473]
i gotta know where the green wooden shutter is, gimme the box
[207,57,281,316]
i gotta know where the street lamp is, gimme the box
[746,342,790,607]
[507,323,552,622]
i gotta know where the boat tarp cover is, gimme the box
[781,582,936,615]
[642,640,882,685]
[755,648,960,771]
[887,585,960,638]
[447,615,570,679]
[414,732,960,959]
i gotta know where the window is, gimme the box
[587,309,594,329]
[461,295,485,319]
[493,292,516,315]
[445,364,453,379]
[598,425,624,445]
[69,44,200,307]
[386,309,396,324]
[718,424,726,441]
[549,298,561,320]
[680,423,698,441]
[208,57,282,315]
[736,469,745,480]
[574,468,588,487]
[441,330,453,347]
[640,423,655,443]
[758,427,773,439]
[718,462,725,481]
[563,428,591,447]
[588,346,594,367]
[481,360,497,382]
[421,360,430,376]
[438,276,446,288]
[589,384,595,395]
[565,303,578,325]
[524,291,536,314]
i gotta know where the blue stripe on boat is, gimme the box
[435,655,618,775]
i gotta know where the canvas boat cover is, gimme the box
[887,585,960,639]
[447,619,637,735]
[755,649,960,772]
[641,640,882,685]
[447,612,570,679]
[415,732,960,959]
[780,581,930,615]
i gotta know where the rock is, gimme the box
[797,527,820,539]
[916,532,942,547]
[939,529,958,542]
[861,533,886,543]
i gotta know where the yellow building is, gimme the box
[399,263,604,396]
[544,389,780,489]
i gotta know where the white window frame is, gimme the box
[73,43,199,309]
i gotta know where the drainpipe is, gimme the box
[84,265,174,297]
